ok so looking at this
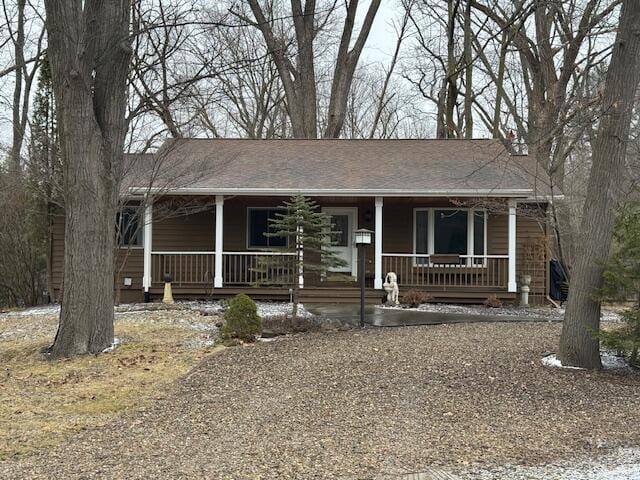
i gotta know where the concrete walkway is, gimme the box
[306,303,555,327]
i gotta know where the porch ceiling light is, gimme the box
[354,228,373,246]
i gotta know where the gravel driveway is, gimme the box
[2,322,639,479]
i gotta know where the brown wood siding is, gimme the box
[153,209,214,251]
[52,212,145,300]
[50,196,550,304]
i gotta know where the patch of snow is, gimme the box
[601,309,623,323]
[257,336,278,342]
[460,447,640,480]
[377,302,623,323]
[102,337,121,353]
[1,304,61,318]
[600,351,632,370]
[176,300,313,319]
[255,302,313,319]
[542,352,632,371]
[541,354,585,370]
[377,302,564,320]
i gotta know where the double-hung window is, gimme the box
[247,208,287,248]
[117,204,143,248]
[414,208,486,265]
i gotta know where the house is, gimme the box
[51,138,558,305]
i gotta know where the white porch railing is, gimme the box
[381,254,509,289]
[151,251,297,288]
[223,252,297,286]
[151,251,216,286]
[151,251,508,290]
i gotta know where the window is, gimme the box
[117,205,143,247]
[473,211,486,263]
[247,208,287,248]
[329,214,349,247]
[413,208,487,261]
[434,210,468,254]
[415,210,429,264]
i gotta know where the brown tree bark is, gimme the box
[462,0,473,138]
[9,0,26,173]
[45,0,131,357]
[247,0,380,138]
[7,0,44,174]
[559,0,640,369]
[444,0,460,138]
[323,0,381,138]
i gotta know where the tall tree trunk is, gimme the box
[248,0,380,139]
[45,0,131,357]
[445,0,460,138]
[9,0,26,173]
[436,78,447,139]
[559,0,640,369]
[324,0,381,138]
[492,31,508,138]
[462,0,473,138]
[368,8,408,139]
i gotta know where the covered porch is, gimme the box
[141,195,526,303]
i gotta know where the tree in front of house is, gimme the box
[266,195,347,317]
[559,0,640,369]
[597,206,640,368]
[45,0,132,357]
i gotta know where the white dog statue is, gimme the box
[383,272,400,305]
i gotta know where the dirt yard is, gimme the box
[0,306,221,460]
[1,314,638,479]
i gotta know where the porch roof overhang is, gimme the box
[127,186,536,198]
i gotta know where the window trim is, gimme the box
[117,204,144,249]
[412,207,487,266]
[246,207,289,250]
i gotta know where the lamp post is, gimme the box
[354,228,373,327]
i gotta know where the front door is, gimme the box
[322,207,357,276]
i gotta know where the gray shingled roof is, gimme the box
[128,138,554,198]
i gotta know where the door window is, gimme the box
[330,214,349,247]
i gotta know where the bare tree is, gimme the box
[194,21,289,138]
[2,0,46,172]
[129,0,221,139]
[45,0,132,357]
[241,0,381,138]
[368,4,411,139]
[403,0,476,138]
[559,0,640,369]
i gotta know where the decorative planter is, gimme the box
[520,274,531,307]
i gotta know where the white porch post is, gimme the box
[214,195,224,288]
[374,196,383,289]
[142,200,153,301]
[508,198,517,293]
[298,225,304,289]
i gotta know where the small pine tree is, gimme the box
[265,195,347,316]
[596,206,640,368]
